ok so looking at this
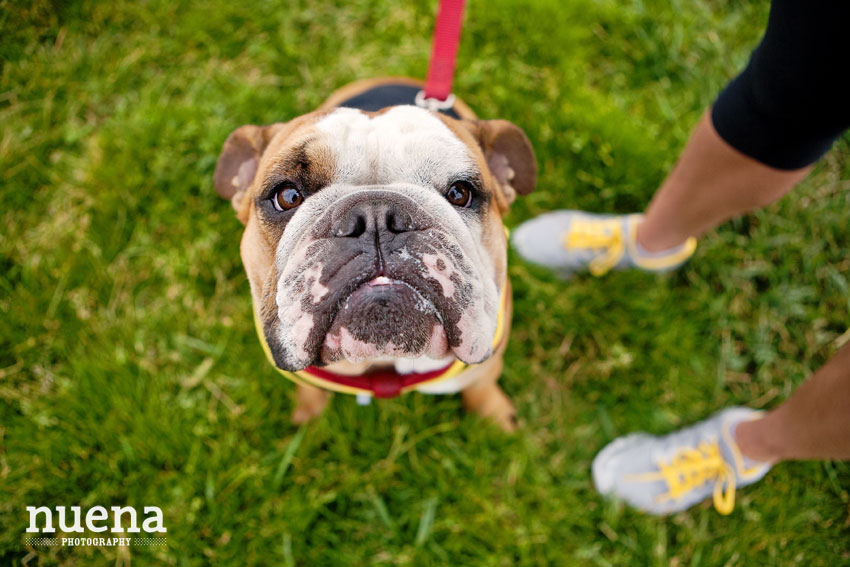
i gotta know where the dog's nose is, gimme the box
[333,202,418,238]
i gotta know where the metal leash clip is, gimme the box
[415,89,456,112]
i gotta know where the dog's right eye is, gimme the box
[271,183,304,211]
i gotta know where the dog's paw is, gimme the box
[463,384,518,432]
[486,400,519,433]
[291,405,323,424]
[291,384,331,424]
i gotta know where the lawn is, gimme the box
[1,0,848,565]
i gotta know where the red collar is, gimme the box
[299,362,456,398]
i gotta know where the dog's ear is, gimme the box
[464,120,537,208]
[214,123,284,218]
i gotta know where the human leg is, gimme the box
[514,0,850,274]
[636,112,811,252]
[592,343,850,515]
[735,342,850,462]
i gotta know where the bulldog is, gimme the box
[214,78,536,430]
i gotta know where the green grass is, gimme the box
[2,0,849,565]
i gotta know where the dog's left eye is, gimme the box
[271,183,304,211]
[446,181,473,208]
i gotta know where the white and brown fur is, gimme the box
[214,78,536,430]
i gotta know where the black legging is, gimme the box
[711,0,850,170]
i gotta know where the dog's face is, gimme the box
[215,105,535,371]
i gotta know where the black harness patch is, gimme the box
[337,83,461,120]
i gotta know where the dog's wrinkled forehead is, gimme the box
[312,106,478,187]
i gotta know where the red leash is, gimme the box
[420,0,466,105]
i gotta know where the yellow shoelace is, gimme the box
[627,441,737,515]
[561,218,625,276]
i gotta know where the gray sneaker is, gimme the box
[592,407,772,515]
[511,211,696,277]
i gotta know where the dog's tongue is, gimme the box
[321,279,449,363]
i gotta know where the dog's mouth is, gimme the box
[318,275,450,364]
[269,224,493,371]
